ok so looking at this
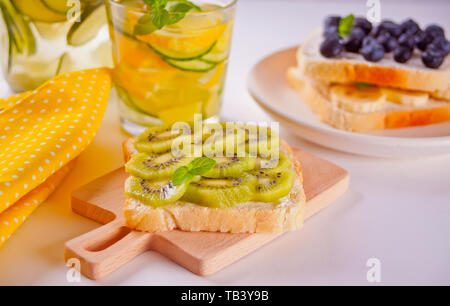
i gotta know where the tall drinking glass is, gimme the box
[0,0,111,92]
[105,0,236,135]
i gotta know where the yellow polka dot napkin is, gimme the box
[0,161,74,246]
[0,67,112,247]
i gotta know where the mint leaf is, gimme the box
[172,157,216,186]
[189,157,217,176]
[338,14,354,38]
[356,82,372,89]
[168,2,193,12]
[144,0,168,9]
[166,2,192,25]
[172,166,193,186]
[174,0,201,12]
[152,9,169,29]
[134,14,158,35]
[134,0,201,35]
[167,13,186,26]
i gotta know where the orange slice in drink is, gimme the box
[157,101,203,125]
[113,62,173,109]
[202,62,224,89]
[136,14,227,60]
[112,29,173,70]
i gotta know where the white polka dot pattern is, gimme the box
[0,68,112,215]
[0,162,74,247]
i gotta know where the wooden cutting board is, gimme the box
[65,148,349,280]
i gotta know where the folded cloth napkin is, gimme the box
[0,67,112,247]
[0,161,74,246]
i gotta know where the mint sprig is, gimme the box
[172,157,216,186]
[356,82,372,89]
[338,14,354,38]
[134,0,201,35]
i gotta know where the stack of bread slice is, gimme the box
[287,30,450,132]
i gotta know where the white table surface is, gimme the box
[0,0,449,286]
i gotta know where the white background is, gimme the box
[0,0,449,285]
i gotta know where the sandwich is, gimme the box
[121,123,306,233]
[287,15,450,132]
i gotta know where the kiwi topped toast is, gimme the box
[122,123,305,234]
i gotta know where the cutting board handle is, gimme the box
[65,219,153,280]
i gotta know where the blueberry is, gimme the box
[323,16,341,37]
[414,30,433,51]
[361,41,385,62]
[379,20,402,37]
[362,36,377,47]
[400,18,420,35]
[323,25,338,37]
[385,37,399,53]
[320,34,344,58]
[425,24,445,39]
[343,27,366,52]
[398,33,415,50]
[377,32,398,52]
[376,31,391,44]
[324,15,341,29]
[353,17,372,35]
[393,46,412,63]
[325,32,341,41]
[425,43,446,57]
[422,48,444,68]
[372,26,387,37]
[430,37,450,55]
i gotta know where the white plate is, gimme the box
[248,47,450,158]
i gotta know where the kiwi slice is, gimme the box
[125,176,188,207]
[202,123,247,157]
[203,155,256,178]
[250,169,295,202]
[181,176,255,208]
[243,125,280,158]
[134,125,192,154]
[255,151,291,171]
[125,152,195,179]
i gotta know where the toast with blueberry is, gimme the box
[287,15,450,132]
[122,124,306,234]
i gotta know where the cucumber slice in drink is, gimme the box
[55,52,74,75]
[67,4,106,46]
[115,84,145,114]
[13,0,67,22]
[41,0,71,13]
[7,56,62,92]
[1,0,36,55]
[0,6,13,72]
[115,84,160,118]
[200,48,228,64]
[33,21,71,40]
[200,23,232,64]
[115,85,163,126]
[165,58,216,72]
[147,40,216,61]
[43,0,96,13]
[136,18,223,61]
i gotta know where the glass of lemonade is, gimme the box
[105,0,236,135]
[0,0,111,93]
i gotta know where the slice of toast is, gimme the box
[122,138,306,233]
[297,29,450,93]
[286,67,450,132]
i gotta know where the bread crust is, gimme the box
[297,31,450,93]
[123,137,306,233]
[287,67,450,132]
